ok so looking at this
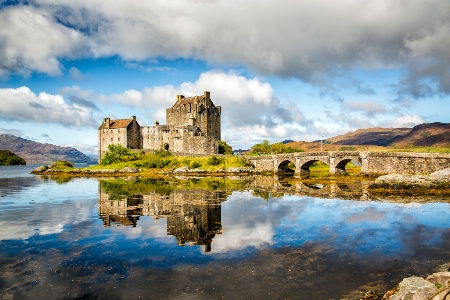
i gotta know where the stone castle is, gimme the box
[98,91,221,162]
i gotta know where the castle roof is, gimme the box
[171,95,204,109]
[99,118,133,129]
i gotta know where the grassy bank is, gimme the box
[52,150,252,174]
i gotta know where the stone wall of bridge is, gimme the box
[247,151,450,176]
[361,152,450,176]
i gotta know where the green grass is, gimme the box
[89,152,251,172]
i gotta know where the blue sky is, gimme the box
[0,0,449,155]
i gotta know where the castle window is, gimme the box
[118,138,120,142]
[111,138,113,141]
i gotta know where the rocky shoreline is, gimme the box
[361,263,450,300]
[371,168,450,188]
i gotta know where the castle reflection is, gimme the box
[98,179,228,252]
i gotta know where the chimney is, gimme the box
[204,91,211,105]
[103,118,110,128]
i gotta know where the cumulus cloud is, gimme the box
[0,86,97,127]
[342,100,386,117]
[0,5,87,76]
[1,1,450,97]
[100,70,315,147]
[380,114,426,128]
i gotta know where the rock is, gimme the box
[387,277,438,300]
[31,165,48,173]
[426,272,450,288]
[172,166,190,173]
[435,263,450,273]
[374,169,450,188]
[119,167,139,173]
[431,168,450,180]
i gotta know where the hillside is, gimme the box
[0,134,97,164]
[326,123,450,147]
[282,123,450,152]
[390,122,450,147]
[327,127,412,146]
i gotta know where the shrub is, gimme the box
[207,156,223,166]
[50,160,73,169]
[190,161,201,169]
[101,144,137,165]
[218,141,233,155]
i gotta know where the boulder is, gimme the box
[119,167,139,173]
[172,166,190,173]
[387,276,438,300]
[31,165,48,173]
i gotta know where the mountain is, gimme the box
[0,134,97,164]
[327,123,450,147]
[390,122,450,147]
[327,127,412,146]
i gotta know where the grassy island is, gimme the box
[32,145,253,176]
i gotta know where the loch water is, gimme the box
[1,165,450,299]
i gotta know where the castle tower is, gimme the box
[166,91,221,140]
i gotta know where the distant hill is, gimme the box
[327,127,412,146]
[326,123,450,147]
[390,122,450,147]
[283,122,450,152]
[0,134,97,164]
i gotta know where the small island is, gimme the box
[0,150,26,165]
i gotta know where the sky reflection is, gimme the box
[1,174,450,299]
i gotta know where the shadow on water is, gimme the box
[2,174,450,299]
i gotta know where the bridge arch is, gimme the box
[277,160,296,174]
[333,157,361,175]
[298,158,330,177]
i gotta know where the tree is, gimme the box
[251,140,303,155]
[218,141,232,155]
[0,150,26,165]
[101,144,137,165]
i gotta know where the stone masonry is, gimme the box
[98,91,221,163]
[247,151,450,176]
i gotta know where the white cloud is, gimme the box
[2,1,450,96]
[380,114,426,128]
[0,86,97,127]
[99,70,316,147]
[0,5,87,76]
[342,100,386,116]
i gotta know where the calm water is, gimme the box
[1,166,450,299]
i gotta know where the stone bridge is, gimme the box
[246,151,450,177]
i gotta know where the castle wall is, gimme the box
[126,120,141,150]
[141,125,173,151]
[98,92,221,160]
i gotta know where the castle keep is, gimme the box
[98,91,221,163]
